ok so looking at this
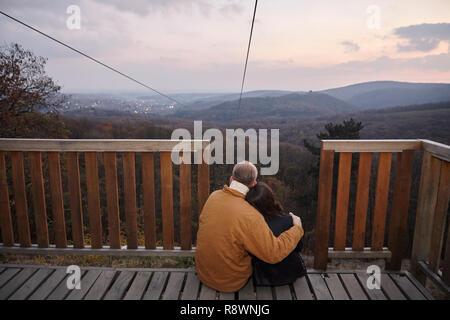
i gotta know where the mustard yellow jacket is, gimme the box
[195,185,304,292]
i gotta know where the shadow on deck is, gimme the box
[0,264,434,300]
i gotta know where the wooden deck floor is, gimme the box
[0,264,434,300]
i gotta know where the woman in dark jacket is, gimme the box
[245,182,307,286]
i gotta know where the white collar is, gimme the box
[229,180,250,195]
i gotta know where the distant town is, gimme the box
[61,93,177,115]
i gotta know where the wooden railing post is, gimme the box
[428,161,450,272]
[123,152,138,249]
[443,223,450,286]
[0,151,14,246]
[410,151,441,283]
[160,152,174,250]
[104,152,121,249]
[387,150,415,270]
[197,148,210,218]
[142,152,156,249]
[180,152,192,250]
[47,152,67,248]
[85,152,103,249]
[371,152,392,251]
[66,152,84,248]
[10,151,31,247]
[333,152,352,251]
[314,149,334,270]
[29,151,50,248]
[352,152,372,251]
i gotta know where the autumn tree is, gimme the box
[0,43,68,137]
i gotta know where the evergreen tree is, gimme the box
[304,118,364,155]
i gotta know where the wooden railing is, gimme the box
[314,139,450,291]
[0,138,448,294]
[0,139,210,256]
[410,140,450,295]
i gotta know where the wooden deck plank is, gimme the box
[255,286,273,300]
[143,271,168,300]
[0,266,435,300]
[404,271,435,300]
[238,280,255,300]
[63,269,101,300]
[103,271,135,300]
[219,291,235,300]
[45,271,78,300]
[0,268,21,288]
[181,272,200,300]
[123,271,152,300]
[292,276,313,300]
[274,285,292,300]
[28,268,67,300]
[379,273,406,300]
[355,272,387,300]
[162,272,185,300]
[389,273,427,300]
[198,284,217,300]
[307,274,332,300]
[0,268,36,299]
[83,270,116,300]
[340,273,368,300]
[325,273,349,300]
[9,268,53,300]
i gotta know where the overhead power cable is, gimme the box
[237,0,258,115]
[0,10,185,106]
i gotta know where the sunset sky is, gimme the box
[1,0,450,93]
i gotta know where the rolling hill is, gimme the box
[322,81,450,109]
[181,90,296,111]
[174,92,358,122]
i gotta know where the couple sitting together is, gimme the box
[195,161,306,292]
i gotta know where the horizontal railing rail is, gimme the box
[321,139,422,152]
[315,138,450,289]
[0,139,210,256]
[0,138,209,152]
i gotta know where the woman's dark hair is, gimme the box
[246,182,284,218]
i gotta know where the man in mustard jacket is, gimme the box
[195,161,304,293]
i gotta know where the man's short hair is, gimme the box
[232,161,258,187]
